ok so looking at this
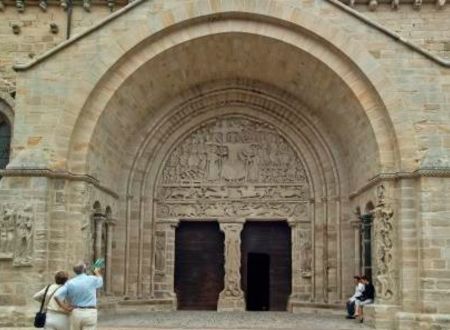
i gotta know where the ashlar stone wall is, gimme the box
[0,1,449,329]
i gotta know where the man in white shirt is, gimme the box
[346,275,364,319]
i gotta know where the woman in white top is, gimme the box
[33,271,70,330]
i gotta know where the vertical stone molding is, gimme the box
[288,221,312,307]
[105,218,115,295]
[217,222,245,311]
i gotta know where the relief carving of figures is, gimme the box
[0,206,16,258]
[157,201,305,219]
[373,198,396,302]
[13,204,34,266]
[156,116,310,221]
[219,224,244,299]
[160,117,307,186]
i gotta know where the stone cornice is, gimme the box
[349,167,450,199]
[339,0,447,9]
[0,168,119,199]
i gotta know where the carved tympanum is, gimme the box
[156,116,309,220]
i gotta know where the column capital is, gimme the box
[219,222,243,233]
[93,212,106,224]
[350,219,361,229]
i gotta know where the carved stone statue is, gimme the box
[0,206,16,258]
[13,205,33,266]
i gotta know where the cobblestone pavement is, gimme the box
[98,311,371,330]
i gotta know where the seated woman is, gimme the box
[33,271,70,330]
[354,275,375,322]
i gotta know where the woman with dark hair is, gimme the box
[33,271,70,330]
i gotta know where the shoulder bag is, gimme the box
[34,285,58,328]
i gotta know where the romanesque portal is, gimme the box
[155,116,310,311]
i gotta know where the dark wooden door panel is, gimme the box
[175,221,224,310]
[241,221,291,311]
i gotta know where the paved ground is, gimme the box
[98,311,370,330]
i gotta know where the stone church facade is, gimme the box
[0,0,449,329]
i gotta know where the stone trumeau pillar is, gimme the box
[217,222,245,311]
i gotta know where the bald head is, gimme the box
[73,262,87,275]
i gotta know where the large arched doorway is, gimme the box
[61,9,401,311]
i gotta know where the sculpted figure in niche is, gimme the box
[14,205,33,265]
[0,206,16,257]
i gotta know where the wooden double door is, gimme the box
[174,221,291,311]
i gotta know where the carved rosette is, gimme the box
[0,204,34,266]
[156,116,309,221]
[372,187,397,303]
[217,223,245,311]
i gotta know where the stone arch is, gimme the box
[0,96,14,171]
[55,1,413,305]
[66,8,410,180]
[0,112,11,171]
[0,94,14,126]
[118,84,347,302]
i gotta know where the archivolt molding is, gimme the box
[67,8,404,175]
[121,85,344,298]
[128,86,343,202]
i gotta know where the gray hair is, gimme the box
[73,262,87,275]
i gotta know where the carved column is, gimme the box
[105,218,115,295]
[350,219,361,276]
[289,222,301,304]
[217,222,245,311]
[93,212,106,262]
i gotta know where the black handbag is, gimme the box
[34,284,58,328]
[34,285,50,328]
